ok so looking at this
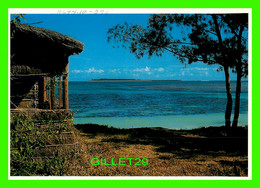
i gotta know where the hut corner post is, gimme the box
[51,77,56,109]
[63,64,69,109]
[59,76,62,108]
[38,77,47,108]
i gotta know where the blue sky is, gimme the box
[12,14,244,81]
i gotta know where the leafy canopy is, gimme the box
[107,14,248,77]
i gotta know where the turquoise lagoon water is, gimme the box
[68,81,248,129]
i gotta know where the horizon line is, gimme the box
[68,79,248,82]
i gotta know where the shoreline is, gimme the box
[73,80,248,82]
[74,123,248,137]
[88,79,181,82]
[73,113,249,130]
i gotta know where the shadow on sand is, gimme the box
[74,123,248,175]
[74,124,248,159]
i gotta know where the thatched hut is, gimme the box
[11,22,84,115]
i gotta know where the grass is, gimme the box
[10,116,248,176]
[65,124,248,176]
[10,116,77,176]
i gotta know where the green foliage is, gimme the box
[10,118,70,176]
[107,14,248,77]
[107,13,248,128]
[12,14,27,24]
[45,76,61,89]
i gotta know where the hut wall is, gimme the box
[10,22,83,113]
[11,74,68,110]
[11,77,40,108]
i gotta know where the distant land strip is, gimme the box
[88,79,181,82]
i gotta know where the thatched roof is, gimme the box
[11,22,84,54]
[11,65,42,75]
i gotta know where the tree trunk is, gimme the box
[232,25,244,128]
[224,66,232,128]
[212,15,233,128]
[232,67,242,128]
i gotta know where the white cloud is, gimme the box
[182,67,209,71]
[86,67,104,73]
[154,67,164,72]
[72,70,83,73]
[110,69,121,74]
[133,66,150,73]
[144,66,150,72]
[195,68,209,71]
[72,68,104,74]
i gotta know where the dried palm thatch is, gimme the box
[11,65,42,75]
[11,22,84,54]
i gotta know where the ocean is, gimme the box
[69,80,248,129]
